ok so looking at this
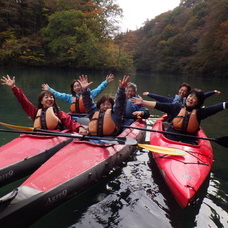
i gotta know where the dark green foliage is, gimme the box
[0,0,132,71]
[119,0,228,76]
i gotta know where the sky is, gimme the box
[115,0,181,32]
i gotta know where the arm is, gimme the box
[143,92,173,103]
[78,75,96,119]
[204,90,221,99]
[113,75,130,125]
[42,84,73,103]
[58,111,87,134]
[90,74,114,98]
[132,96,157,109]
[82,89,97,119]
[199,102,228,119]
[1,75,37,120]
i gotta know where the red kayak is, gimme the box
[0,120,145,226]
[149,118,213,208]
[0,132,72,186]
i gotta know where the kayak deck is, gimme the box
[150,119,213,208]
[0,133,72,186]
[0,120,145,226]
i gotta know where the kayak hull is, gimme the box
[149,119,213,208]
[0,120,145,226]
[0,133,72,187]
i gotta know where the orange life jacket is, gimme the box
[88,109,117,136]
[70,96,86,113]
[172,107,199,133]
[34,107,61,130]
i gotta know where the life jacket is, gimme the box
[172,107,199,133]
[34,107,61,130]
[88,109,117,136]
[70,96,86,113]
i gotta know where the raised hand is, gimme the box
[214,90,221,95]
[119,75,130,89]
[131,96,143,105]
[106,74,115,83]
[143,92,149,96]
[1,75,15,88]
[42,83,50,91]
[78,75,93,91]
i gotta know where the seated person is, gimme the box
[42,74,114,116]
[132,88,227,145]
[124,83,150,126]
[78,75,130,136]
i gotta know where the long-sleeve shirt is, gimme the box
[154,101,227,144]
[124,96,150,126]
[48,80,109,103]
[12,86,82,132]
[82,87,126,133]
[147,90,218,104]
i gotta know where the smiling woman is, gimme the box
[132,89,228,144]
[0,75,88,135]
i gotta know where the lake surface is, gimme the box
[0,66,227,227]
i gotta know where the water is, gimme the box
[0,67,227,227]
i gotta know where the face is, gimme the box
[100,100,112,111]
[126,87,136,99]
[41,94,55,108]
[178,86,189,98]
[186,93,198,108]
[73,81,82,94]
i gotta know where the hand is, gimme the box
[119,75,130,89]
[1,75,15,88]
[132,111,144,117]
[214,90,221,95]
[78,75,93,91]
[143,92,149,96]
[106,74,114,83]
[42,83,50,91]
[78,126,88,136]
[131,96,143,105]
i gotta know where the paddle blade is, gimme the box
[0,122,34,131]
[215,136,228,148]
[138,144,187,156]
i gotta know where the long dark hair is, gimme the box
[188,88,205,108]
[96,95,114,109]
[37,90,60,112]
[70,79,81,96]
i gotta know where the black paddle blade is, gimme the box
[215,136,228,148]
[100,137,137,145]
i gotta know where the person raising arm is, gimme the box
[1,75,88,135]
[132,90,227,145]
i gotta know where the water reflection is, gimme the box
[0,67,228,227]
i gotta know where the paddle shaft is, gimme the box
[123,125,218,142]
[0,128,137,145]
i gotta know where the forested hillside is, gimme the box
[116,0,228,77]
[0,0,132,71]
[0,0,227,76]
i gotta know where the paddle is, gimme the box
[123,125,228,148]
[0,121,187,156]
[0,128,137,145]
[138,144,187,156]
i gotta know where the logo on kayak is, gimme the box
[46,189,68,206]
[0,170,14,181]
[182,174,192,179]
